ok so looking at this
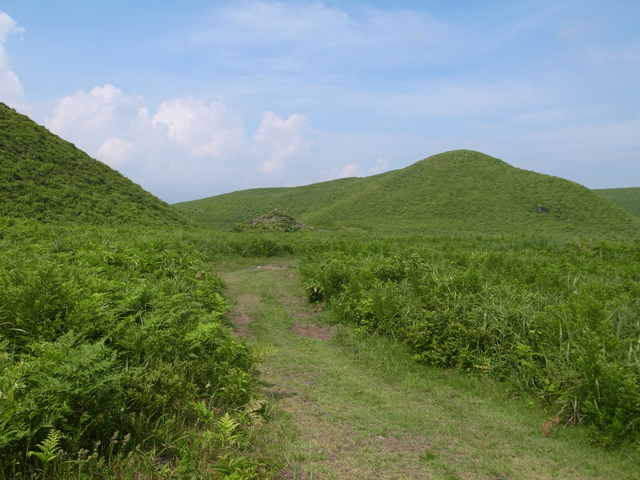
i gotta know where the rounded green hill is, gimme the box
[174,150,640,239]
[0,103,193,226]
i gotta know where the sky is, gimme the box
[1,0,639,204]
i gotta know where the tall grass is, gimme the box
[299,236,640,446]
[0,219,293,479]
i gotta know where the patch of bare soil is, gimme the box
[290,323,337,341]
[251,264,289,270]
[227,294,260,337]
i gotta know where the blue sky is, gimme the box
[1,1,639,203]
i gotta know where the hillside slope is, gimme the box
[595,187,640,219]
[0,103,193,226]
[174,150,640,238]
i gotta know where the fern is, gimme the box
[216,413,241,447]
[28,428,63,467]
[240,398,265,426]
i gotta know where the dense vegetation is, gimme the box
[0,219,307,479]
[596,187,640,219]
[2,105,640,476]
[0,103,193,227]
[174,150,640,239]
[232,209,310,233]
[299,236,640,446]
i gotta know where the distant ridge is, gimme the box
[174,150,640,238]
[594,187,640,219]
[0,103,193,226]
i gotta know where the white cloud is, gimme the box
[252,111,312,174]
[46,85,317,199]
[96,137,134,169]
[0,12,23,44]
[151,96,245,159]
[369,158,388,175]
[0,69,21,101]
[321,163,364,180]
[0,11,26,109]
[47,84,137,136]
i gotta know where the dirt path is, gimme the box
[219,258,636,480]
[222,258,441,479]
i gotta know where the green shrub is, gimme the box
[0,220,267,478]
[299,236,640,446]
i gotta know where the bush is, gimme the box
[299,236,640,446]
[0,220,263,478]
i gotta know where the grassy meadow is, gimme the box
[221,258,640,479]
[596,187,640,219]
[299,236,640,447]
[174,150,640,240]
[2,102,640,478]
[0,219,306,479]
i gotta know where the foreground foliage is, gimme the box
[0,220,297,479]
[3,214,640,477]
[299,236,640,447]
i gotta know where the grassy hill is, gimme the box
[174,150,640,238]
[0,103,193,226]
[594,187,640,219]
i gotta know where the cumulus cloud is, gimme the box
[252,111,312,174]
[47,84,138,136]
[0,11,26,108]
[96,137,134,168]
[151,96,245,160]
[46,85,317,199]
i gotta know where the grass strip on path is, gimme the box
[219,257,639,480]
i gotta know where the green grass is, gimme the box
[232,209,311,233]
[3,94,640,479]
[0,220,298,479]
[595,187,640,219]
[174,150,640,240]
[0,102,193,227]
[220,257,639,479]
[298,236,640,446]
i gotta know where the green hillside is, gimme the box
[0,103,193,226]
[595,187,640,219]
[174,150,640,238]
